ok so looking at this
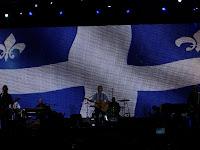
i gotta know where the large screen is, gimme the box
[0,24,199,118]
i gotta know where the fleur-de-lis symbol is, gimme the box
[0,33,26,61]
[175,30,200,52]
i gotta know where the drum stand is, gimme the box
[119,100,130,117]
[83,101,90,118]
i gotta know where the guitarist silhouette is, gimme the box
[0,85,13,119]
[187,85,200,127]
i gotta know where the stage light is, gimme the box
[162,7,166,11]
[20,12,23,15]
[59,11,63,15]
[29,12,33,16]
[96,10,100,14]
[193,8,198,11]
[50,2,53,5]
[35,4,38,8]
[108,5,111,8]
[126,10,130,13]
[178,0,182,2]
[5,14,8,18]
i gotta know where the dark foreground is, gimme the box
[0,117,198,149]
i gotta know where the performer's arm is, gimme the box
[103,94,109,102]
[91,93,97,102]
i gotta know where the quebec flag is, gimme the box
[1,24,200,118]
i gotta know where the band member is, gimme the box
[36,98,47,109]
[0,85,13,120]
[0,85,13,107]
[91,85,109,126]
[36,98,48,119]
[187,85,199,106]
[187,85,200,127]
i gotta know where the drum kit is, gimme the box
[84,98,131,118]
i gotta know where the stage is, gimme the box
[0,117,199,149]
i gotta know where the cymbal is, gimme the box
[118,99,130,102]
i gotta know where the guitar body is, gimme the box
[95,100,109,112]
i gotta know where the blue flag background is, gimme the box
[128,24,200,66]
[0,27,77,69]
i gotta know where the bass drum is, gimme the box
[108,106,120,117]
[107,106,119,123]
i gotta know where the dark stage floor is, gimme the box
[0,117,198,149]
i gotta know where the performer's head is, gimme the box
[39,98,43,104]
[2,85,8,94]
[193,85,198,93]
[97,85,103,93]
[112,97,116,102]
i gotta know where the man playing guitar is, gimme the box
[87,85,109,126]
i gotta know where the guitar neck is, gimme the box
[83,97,94,102]
[13,98,20,103]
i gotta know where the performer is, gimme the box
[90,85,109,126]
[187,85,200,127]
[0,85,13,119]
[36,98,48,119]
[187,85,199,106]
[36,98,48,109]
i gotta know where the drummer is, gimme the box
[108,97,120,117]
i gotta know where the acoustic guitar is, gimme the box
[83,98,109,112]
